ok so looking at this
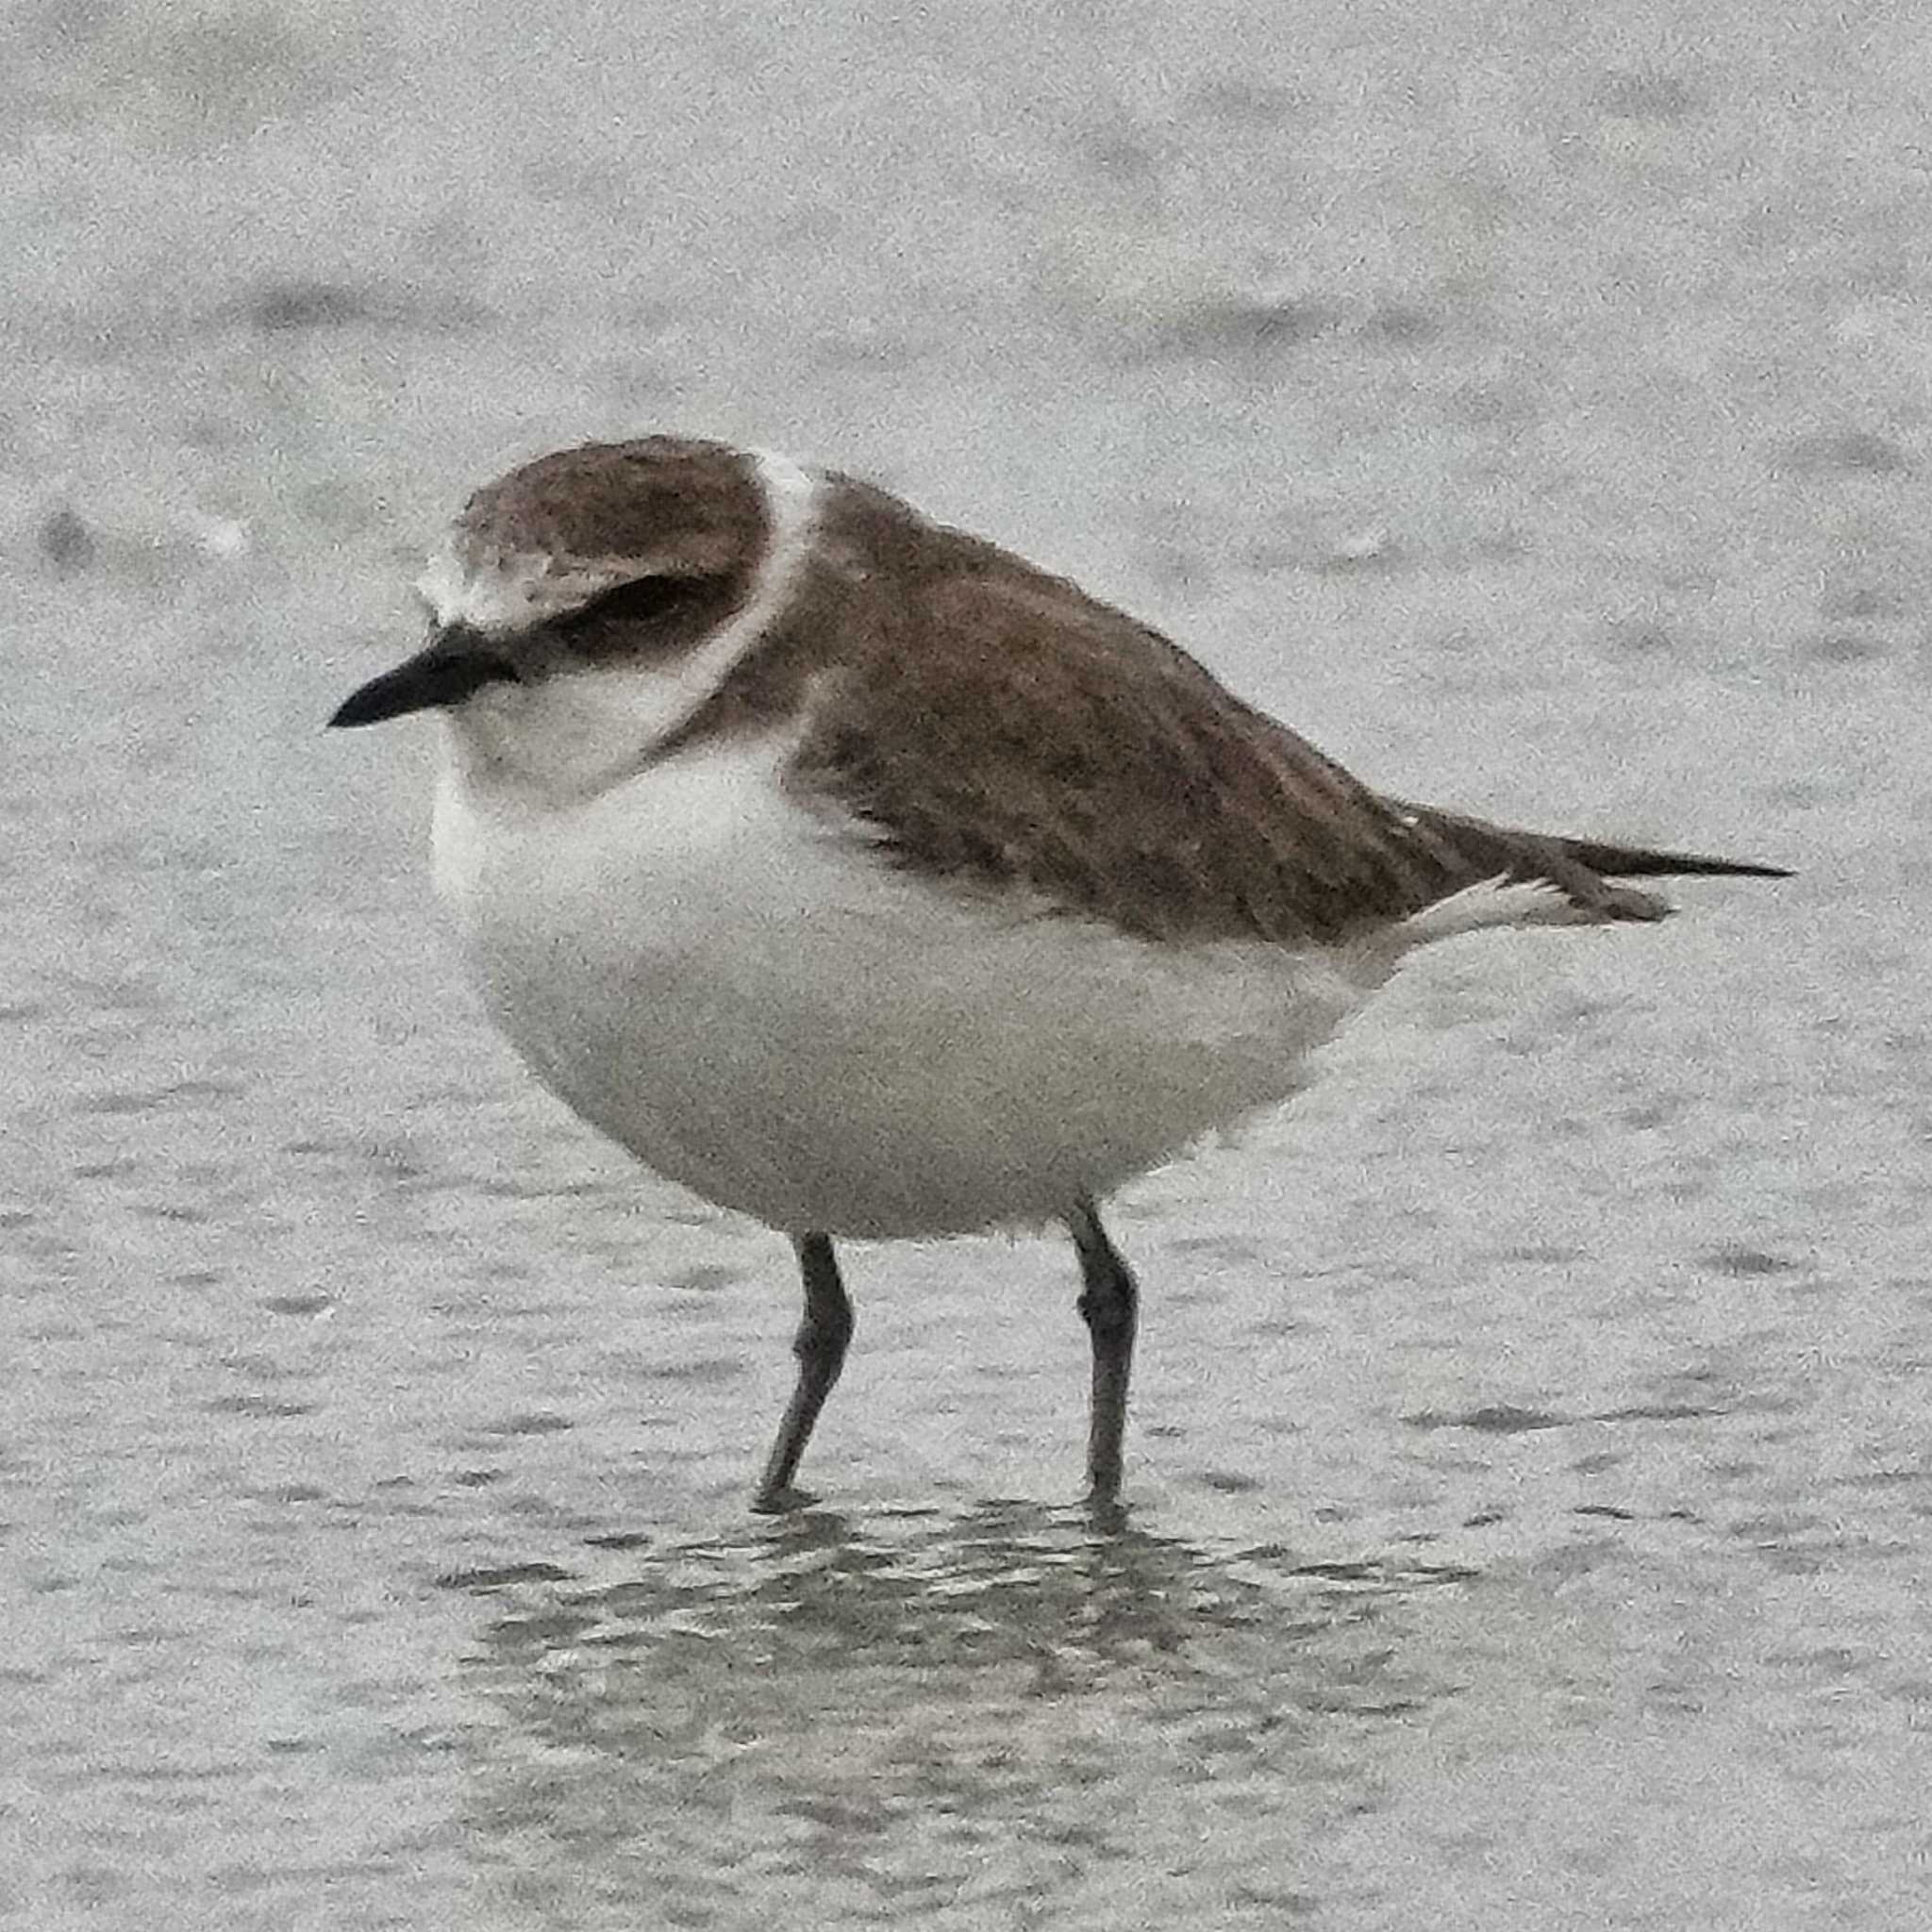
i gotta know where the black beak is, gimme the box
[328,635,517,728]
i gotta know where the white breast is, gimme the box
[431,730,1383,1239]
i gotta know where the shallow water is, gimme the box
[7,0,1932,1925]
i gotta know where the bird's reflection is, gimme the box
[441,1505,1477,1919]
[451,1497,1475,1699]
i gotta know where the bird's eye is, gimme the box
[553,575,693,637]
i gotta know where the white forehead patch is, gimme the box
[416,539,636,638]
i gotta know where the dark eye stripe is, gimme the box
[554,575,693,635]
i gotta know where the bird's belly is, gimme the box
[434,743,1378,1237]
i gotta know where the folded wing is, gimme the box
[788,538,1785,946]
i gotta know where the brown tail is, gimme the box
[1386,799,1790,928]
[1551,834,1791,882]
[1394,800,1792,886]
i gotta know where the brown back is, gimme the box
[767,481,1661,944]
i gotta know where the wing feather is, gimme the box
[769,488,1782,944]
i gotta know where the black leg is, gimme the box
[752,1233,855,1510]
[1069,1199,1138,1507]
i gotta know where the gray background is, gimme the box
[6,1,1930,1926]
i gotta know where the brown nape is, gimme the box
[766,482,1785,947]
[458,437,767,581]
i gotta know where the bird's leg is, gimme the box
[1069,1200,1138,1507]
[752,1233,855,1511]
